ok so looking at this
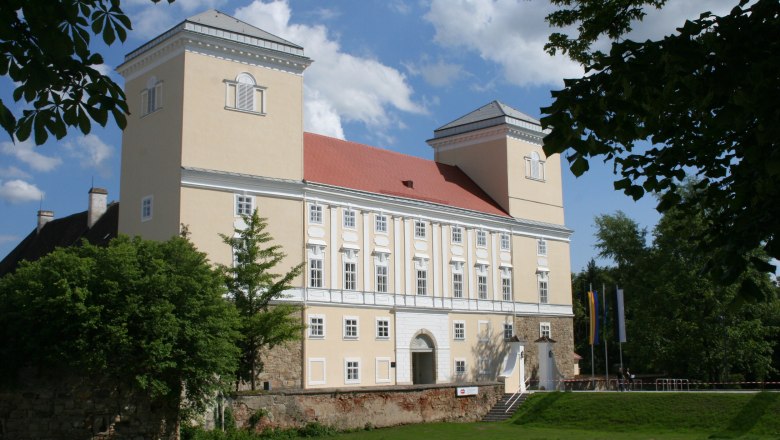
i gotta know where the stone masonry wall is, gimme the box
[254,339,303,390]
[0,369,174,440]
[514,316,575,387]
[231,382,503,431]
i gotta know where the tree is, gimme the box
[0,0,172,144]
[542,0,780,280]
[220,209,304,391]
[590,193,779,382]
[0,235,241,426]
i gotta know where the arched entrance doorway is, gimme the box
[411,333,436,384]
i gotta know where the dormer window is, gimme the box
[225,73,266,114]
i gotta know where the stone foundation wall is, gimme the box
[0,370,174,440]
[514,315,575,385]
[231,382,503,431]
[254,339,303,390]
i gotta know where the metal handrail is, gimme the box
[504,377,532,413]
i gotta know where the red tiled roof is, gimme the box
[304,132,509,217]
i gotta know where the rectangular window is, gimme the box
[375,264,388,293]
[308,315,324,338]
[141,81,162,116]
[309,204,322,224]
[478,321,490,341]
[141,195,153,222]
[478,275,488,300]
[375,214,387,233]
[477,230,487,247]
[414,220,426,239]
[236,195,254,216]
[452,272,463,298]
[503,323,513,340]
[500,233,510,250]
[345,359,360,383]
[343,317,358,339]
[453,321,465,340]
[537,238,547,256]
[309,258,323,288]
[455,359,466,375]
[540,322,551,338]
[539,272,549,304]
[416,269,427,295]
[501,268,512,301]
[343,209,356,229]
[344,262,357,290]
[376,318,389,339]
[479,357,490,375]
[451,226,462,244]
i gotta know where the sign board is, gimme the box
[456,386,478,397]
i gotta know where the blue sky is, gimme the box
[0,0,733,272]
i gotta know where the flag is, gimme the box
[617,289,627,343]
[588,291,600,345]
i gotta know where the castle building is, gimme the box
[115,10,574,390]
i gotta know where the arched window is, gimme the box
[525,151,546,181]
[225,72,266,114]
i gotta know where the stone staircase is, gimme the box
[481,392,529,422]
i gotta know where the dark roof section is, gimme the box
[186,9,303,50]
[0,203,119,276]
[431,100,543,140]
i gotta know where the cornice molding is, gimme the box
[427,124,547,153]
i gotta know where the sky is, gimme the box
[0,0,735,272]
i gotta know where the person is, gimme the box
[617,368,626,391]
[626,368,635,391]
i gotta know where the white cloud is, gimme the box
[0,166,31,179]
[424,0,734,88]
[126,0,228,39]
[0,179,44,204]
[0,140,62,172]
[234,0,425,140]
[389,0,413,15]
[64,134,114,176]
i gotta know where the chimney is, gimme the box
[37,210,54,234]
[88,187,108,228]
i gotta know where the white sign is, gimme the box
[456,386,478,397]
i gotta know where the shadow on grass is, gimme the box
[708,392,779,439]
[512,392,565,425]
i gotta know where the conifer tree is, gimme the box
[220,209,304,390]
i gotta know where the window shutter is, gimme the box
[154,82,163,110]
[237,83,254,111]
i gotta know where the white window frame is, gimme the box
[476,264,488,300]
[224,72,266,115]
[451,226,463,244]
[376,318,390,339]
[540,322,552,339]
[375,261,388,293]
[307,358,327,386]
[375,214,387,233]
[416,269,427,296]
[478,320,490,342]
[414,220,426,239]
[235,194,254,216]
[500,233,511,251]
[537,238,548,256]
[503,322,514,340]
[452,271,464,299]
[538,271,549,304]
[308,314,325,338]
[343,208,356,229]
[476,230,487,248]
[343,261,357,290]
[309,257,323,288]
[141,195,153,222]
[343,316,359,340]
[501,267,512,301]
[308,203,323,224]
[344,358,361,384]
[375,357,392,383]
[453,321,465,340]
[525,151,546,181]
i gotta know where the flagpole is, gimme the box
[603,284,609,389]
[618,285,623,373]
[589,283,595,390]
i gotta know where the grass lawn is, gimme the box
[332,392,780,440]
